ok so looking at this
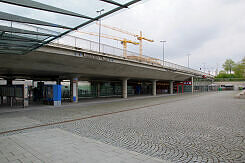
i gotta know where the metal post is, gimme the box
[97,9,104,53]
[98,19,101,52]
[187,54,191,68]
[75,37,77,47]
[160,41,166,66]
[191,77,194,94]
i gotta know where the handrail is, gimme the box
[1,20,213,78]
[50,34,213,78]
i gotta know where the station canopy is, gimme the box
[0,0,144,55]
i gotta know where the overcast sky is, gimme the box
[78,0,245,74]
[1,0,244,74]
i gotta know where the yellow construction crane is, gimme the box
[76,30,139,57]
[96,23,154,57]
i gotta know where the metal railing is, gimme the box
[214,78,245,82]
[50,34,213,78]
[3,20,212,77]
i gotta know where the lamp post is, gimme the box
[96,9,104,53]
[160,40,166,66]
[187,54,191,68]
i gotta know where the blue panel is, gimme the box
[53,85,62,101]
[73,96,76,101]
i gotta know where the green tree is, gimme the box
[222,59,236,74]
[216,70,235,78]
[242,57,245,77]
[233,63,243,78]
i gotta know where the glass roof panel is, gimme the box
[0,0,143,55]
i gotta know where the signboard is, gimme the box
[183,81,192,85]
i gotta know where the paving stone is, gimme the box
[0,91,244,162]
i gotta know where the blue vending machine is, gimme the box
[53,85,62,107]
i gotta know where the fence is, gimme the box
[214,78,245,82]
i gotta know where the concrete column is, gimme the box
[70,78,78,103]
[152,80,157,96]
[122,79,127,98]
[6,79,12,106]
[170,81,174,94]
[7,79,12,86]
[0,96,3,104]
[56,79,62,85]
[23,81,29,108]
[191,77,194,94]
[97,82,100,97]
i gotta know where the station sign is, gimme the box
[183,81,192,85]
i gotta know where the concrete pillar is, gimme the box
[152,80,157,96]
[170,81,174,94]
[6,79,12,106]
[0,96,3,104]
[97,82,100,97]
[23,81,29,108]
[7,79,12,86]
[122,79,127,98]
[56,79,62,85]
[70,78,78,103]
[191,77,194,94]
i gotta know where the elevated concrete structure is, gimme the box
[0,43,212,81]
[0,42,214,107]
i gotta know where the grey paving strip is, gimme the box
[0,128,169,163]
[0,97,186,135]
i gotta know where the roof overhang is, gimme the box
[0,0,143,55]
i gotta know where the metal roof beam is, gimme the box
[32,0,141,52]
[2,33,46,42]
[0,37,43,43]
[0,40,38,47]
[0,11,71,29]
[0,46,28,50]
[0,49,24,54]
[0,0,95,20]
[0,25,56,37]
[100,0,128,8]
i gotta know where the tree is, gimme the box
[233,63,243,78]
[242,57,245,77]
[222,59,236,74]
[216,70,235,78]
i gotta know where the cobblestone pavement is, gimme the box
[0,91,245,162]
